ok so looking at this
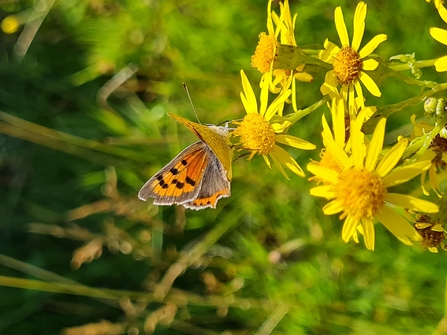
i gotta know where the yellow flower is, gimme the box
[319,2,387,106]
[251,0,312,111]
[232,70,316,179]
[307,117,439,250]
[430,3,447,71]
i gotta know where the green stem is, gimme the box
[387,59,437,72]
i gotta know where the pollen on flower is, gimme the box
[251,32,277,74]
[233,113,276,156]
[332,46,363,85]
[336,168,387,221]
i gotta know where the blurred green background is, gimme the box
[1,0,447,334]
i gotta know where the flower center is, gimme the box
[332,46,363,85]
[251,32,277,74]
[233,113,276,155]
[336,168,386,221]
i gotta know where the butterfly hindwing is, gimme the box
[184,147,231,210]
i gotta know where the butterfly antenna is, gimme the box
[183,83,201,124]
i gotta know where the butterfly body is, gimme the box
[138,114,232,210]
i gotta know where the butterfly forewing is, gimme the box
[138,142,209,205]
[169,113,232,180]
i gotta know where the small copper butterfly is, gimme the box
[138,113,233,210]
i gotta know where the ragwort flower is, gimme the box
[232,70,316,179]
[319,2,387,106]
[307,117,439,250]
[251,0,312,109]
[430,2,447,71]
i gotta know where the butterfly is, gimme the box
[138,113,233,210]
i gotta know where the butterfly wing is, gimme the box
[169,113,233,181]
[183,146,231,210]
[138,142,208,206]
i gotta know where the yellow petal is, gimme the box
[361,218,375,250]
[333,97,346,146]
[334,6,349,46]
[306,164,339,184]
[358,34,387,58]
[294,72,314,82]
[240,70,257,113]
[342,215,359,243]
[434,55,447,72]
[352,2,367,51]
[319,39,340,63]
[276,134,316,150]
[259,73,270,117]
[310,185,336,199]
[359,71,381,97]
[385,193,439,213]
[322,128,352,169]
[353,81,365,110]
[362,58,378,71]
[430,27,447,46]
[269,152,291,180]
[265,89,291,120]
[350,119,365,169]
[365,117,386,170]
[382,161,431,187]
[375,206,417,245]
[262,156,273,174]
[440,2,447,23]
[376,138,407,177]
[271,145,305,177]
[322,199,344,215]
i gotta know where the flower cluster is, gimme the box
[232,0,447,251]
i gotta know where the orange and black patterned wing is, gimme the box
[138,142,208,206]
[183,147,231,210]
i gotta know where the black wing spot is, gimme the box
[156,175,163,181]
[185,177,196,186]
[181,159,188,166]
[176,181,185,189]
[159,179,169,189]
[170,167,179,175]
